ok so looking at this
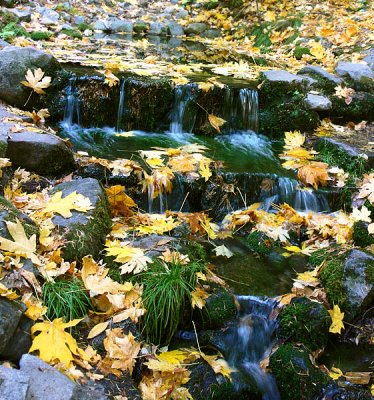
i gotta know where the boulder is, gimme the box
[269,344,330,400]
[201,28,221,39]
[335,61,373,81]
[185,22,209,35]
[6,7,32,22]
[6,132,76,177]
[149,22,167,35]
[51,178,111,262]
[363,48,374,70]
[263,70,316,86]
[167,21,184,36]
[0,298,26,354]
[298,65,343,85]
[0,39,9,49]
[0,365,29,400]
[73,16,85,25]
[304,93,332,111]
[320,250,374,320]
[108,18,133,33]
[19,354,106,400]
[0,46,62,108]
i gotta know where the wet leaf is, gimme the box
[328,305,344,334]
[208,114,226,133]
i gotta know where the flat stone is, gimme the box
[305,93,332,111]
[6,132,76,177]
[51,178,111,261]
[335,61,373,81]
[0,46,62,108]
[185,22,209,35]
[0,365,29,400]
[167,21,184,37]
[263,70,313,85]
[0,298,26,354]
[298,65,343,84]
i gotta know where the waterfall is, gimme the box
[223,87,259,133]
[260,177,330,213]
[63,77,80,128]
[169,84,198,137]
[116,79,126,132]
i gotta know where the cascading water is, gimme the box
[169,84,198,137]
[223,296,280,400]
[62,77,80,129]
[116,79,126,132]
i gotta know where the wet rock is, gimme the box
[278,297,330,351]
[149,21,167,35]
[185,22,209,35]
[0,195,39,241]
[0,46,62,108]
[51,178,112,262]
[321,383,373,400]
[320,249,374,320]
[6,132,76,177]
[194,285,237,330]
[201,28,221,39]
[298,65,343,85]
[167,21,184,36]
[305,93,332,111]
[335,61,373,81]
[269,343,330,400]
[19,354,106,400]
[0,298,26,355]
[0,365,29,400]
[108,18,133,33]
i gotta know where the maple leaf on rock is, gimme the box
[21,68,52,95]
[43,191,93,218]
[30,318,88,368]
[0,219,40,265]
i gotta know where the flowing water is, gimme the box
[62,77,80,129]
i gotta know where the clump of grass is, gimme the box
[60,28,82,39]
[0,23,28,40]
[43,277,91,321]
[30,31,52,41]
[135,259,206,344]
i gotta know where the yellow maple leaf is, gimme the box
[284,130,305,149]
[201,354,232,379]
[43,191,93,218]
[298,162,329,189]
[199,159,212,182]
[328,305,345,334]
[0,283,18,300]
[29,318,88,368]
[0,219,40,265]
[208,114,226,133]
[21,68,51,95]
[191,287,210,309]
[329,367,343,380]
[0,158,11,178]
[105,185,137,216]
[310,42,326,60]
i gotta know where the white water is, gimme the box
[62,77,80,129]
[116,79,126,132]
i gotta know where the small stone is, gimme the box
[185,22,209,35]
[175,9,188,19]
[335,61,373,81]
[74,15,85,25]
[201,28,221,39]
[6,132,76,177]
[108,18,133,33]
[263,70,310,84]
[298,65,343,84]
[305,93,332,111]
[167,21,184,37]
[0,365,29,400]
[0,298,26,354]
[149,22,167,35]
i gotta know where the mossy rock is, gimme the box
[0,22,28,41]
[60,28,82,39]
[247,231,273,255]
[320,250,374,320]
[269,343,330,400]
[0,195,39,240]
[133,21,149,34]
[194,285,237,329]
[186,241,208,263]
[279,297,330,351]
[30,31,52,41]
[293,46,311,60]
[0,10,18,30]
[352,221,374,247]
[51,178,112,262]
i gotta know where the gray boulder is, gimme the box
[0,39,9,49]
[6,7,32,22]
[335,61,373,81]
[0,46,62,107]
[298,65,342,84]
[185,22,209,35]
[304,93,332,111]
[263,70,316,86]
[36,7,60,25]
[108,18,133,33]
[6,132,76,177]
[0,299,26,354]
[51,178,111,262]
[73,16,85,25]
[149,22,167,35]
[0,365,29,400]
[201,28,221,39]
[167,21,184,37]
[363,48,374,70]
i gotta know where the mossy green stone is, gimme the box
[352,221,374,247]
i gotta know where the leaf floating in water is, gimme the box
[213,244,233,258]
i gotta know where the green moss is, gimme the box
[133,22,149,34]
[366,262,374,285]
[247,231,273,255]
[77,23,93,32]
[352,221,374,247]
[293,46,311,60]
[320,258,346,309]
[269,344,330,400]
[0,10,18,30]
[186,241,208,263]
[61,28,82,39]
[330,93,374,122]
[61,195,112,262]
[279,297,330,351]
[0,23,28,40]
[30,31,52,41]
